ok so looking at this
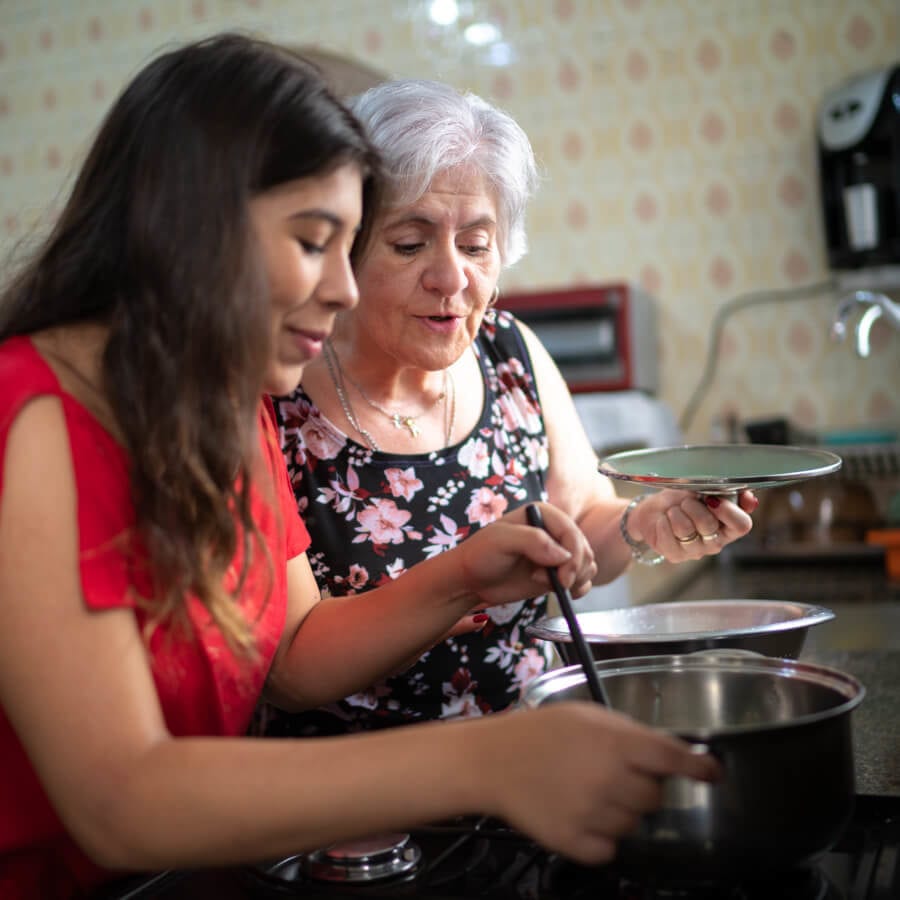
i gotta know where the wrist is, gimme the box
[452,714,513,817]
[620,495,665,566]
[428,546,483,611]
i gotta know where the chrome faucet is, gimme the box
[830,289,900,358]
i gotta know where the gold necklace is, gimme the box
[323,342,456,451]
[327,341,447,439]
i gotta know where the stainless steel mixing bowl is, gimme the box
[526,599,834,663]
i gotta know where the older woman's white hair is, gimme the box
[350,79,539,267]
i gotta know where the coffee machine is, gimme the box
[818,62,900,270]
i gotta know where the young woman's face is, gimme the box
[350,164,502,373]
[250,162,363,396]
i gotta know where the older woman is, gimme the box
[266,79,756,734]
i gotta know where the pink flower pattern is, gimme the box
[335,563,369,592]
[385,466,424,501]
[465,486,509,526]
[299,416,344,461]
[355,497,414,545]
[457,436,491,478]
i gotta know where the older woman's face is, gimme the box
[351,164,502,372]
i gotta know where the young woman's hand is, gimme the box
[473,702,722,865]
[454,501,596,609]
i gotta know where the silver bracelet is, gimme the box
[619,495,665,566]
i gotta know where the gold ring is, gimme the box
[699,531,719,542]
[675,531,699,544]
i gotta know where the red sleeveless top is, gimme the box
[0,336,310,898]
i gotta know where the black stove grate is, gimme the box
[93,795,900,900]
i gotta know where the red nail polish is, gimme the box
[473,613,489,624]
[705,496,721,509]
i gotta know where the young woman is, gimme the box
[0,35,719,899]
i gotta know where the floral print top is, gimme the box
[264,310,552,734]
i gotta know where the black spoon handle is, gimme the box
[524,504,610,707]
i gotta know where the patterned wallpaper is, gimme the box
[1,0,898,441]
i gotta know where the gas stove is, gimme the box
[97,794,900,899]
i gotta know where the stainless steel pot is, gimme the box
[526,599,834,663]
[519,652,865,880]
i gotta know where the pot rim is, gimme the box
[520,653,866,739]
[526,599,835,644]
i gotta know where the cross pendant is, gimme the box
[392,414,420,437]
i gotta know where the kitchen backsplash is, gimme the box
[0,0,897,441]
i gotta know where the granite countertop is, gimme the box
[648,553,900,797]
[800,647,900,797]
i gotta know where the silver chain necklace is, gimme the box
[323,341,456,452]
[333,345,447,439]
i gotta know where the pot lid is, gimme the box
[599,444,842,494]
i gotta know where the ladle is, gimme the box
[525,504,611,707]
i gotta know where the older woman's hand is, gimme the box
[628,489,758,561]
[456,501,597,609]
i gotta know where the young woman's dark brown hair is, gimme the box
[0,34,381,649]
